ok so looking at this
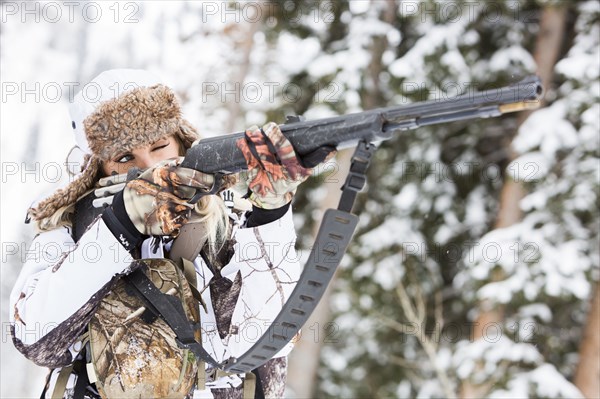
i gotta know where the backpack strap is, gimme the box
[242,372,256,399]
[197,361,206,391]
[39,369,53,399]
[251,369,265,399]
[71,358,90,399]
[124,266,221,368]
[49,332,94,399]
[50,364,74,399]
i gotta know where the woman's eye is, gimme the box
[116,154,134,163]
[152,143,169,152]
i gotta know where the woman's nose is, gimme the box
[135,154,162,169]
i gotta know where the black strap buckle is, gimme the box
[338,141,376,213]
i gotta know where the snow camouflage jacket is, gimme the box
[9,199,300,398]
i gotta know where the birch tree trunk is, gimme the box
[286,149,352,398]
[223,6,262,133]
[574,282,600,398]
[461,5,567,398]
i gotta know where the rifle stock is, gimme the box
[181,75,542,174]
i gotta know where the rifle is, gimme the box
[77,76,543,372]
[180,75,542,174]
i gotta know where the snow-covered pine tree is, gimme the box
[455,1,599,397]
[306,1,592,397]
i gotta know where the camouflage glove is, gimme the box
[237,122,328,210]
[122,158,216,236]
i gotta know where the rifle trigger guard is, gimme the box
[188,173,224,205]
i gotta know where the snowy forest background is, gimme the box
[1,1,598,398]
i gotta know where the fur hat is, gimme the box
[28,69,200,228]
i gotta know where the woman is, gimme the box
[9,69,324,398]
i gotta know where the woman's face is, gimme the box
[102,135,181,176]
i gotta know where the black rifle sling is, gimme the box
[72,190,100,242]
[72,168,143,242]
[220,141,376,373]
